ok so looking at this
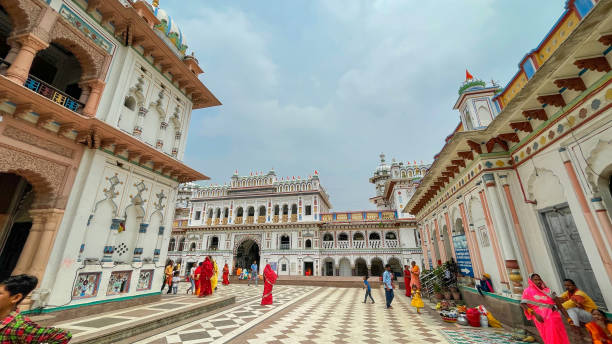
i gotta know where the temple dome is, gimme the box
[150,2,188,55]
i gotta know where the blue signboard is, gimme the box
[452,234,474,277]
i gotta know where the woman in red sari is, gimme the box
[403,265,411,297]
[199,257,213,297]
[222,264,230,285]
[261,264,278,305]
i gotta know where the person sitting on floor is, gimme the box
[476,273,494,296]
[586,309,612,344]
[558,278,597,328]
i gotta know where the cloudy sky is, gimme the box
[163,0,564,210]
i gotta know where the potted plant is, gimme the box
[433,283,443,300]
[442,287,452,300]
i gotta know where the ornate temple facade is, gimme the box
[0,0,218,310]
[168,167,423,278]
[405,0,612,309]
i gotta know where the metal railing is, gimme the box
[280,243,290,250]
[24,74,84,113]
[385,240,399,248]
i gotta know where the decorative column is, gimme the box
[133,106,148,137]
[443,212,457,260]
[1,40,20,73]
[499,175,534,281]
[434,218,447,263]
[418,225,430,269]
[102,219,122,262]
[156,122,167,150]
[132,223,148,262]
[80,79,106,117]
[458,202,483,278]
[426,223,438,267]
[592,197,612,249]
[479,187,510,289]
[5,33,48,84]
[153,225,165,262]
[559,148,612,283]
[12,209,64,279]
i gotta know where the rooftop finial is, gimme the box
[380,153,386,163]
[152,0,159,8]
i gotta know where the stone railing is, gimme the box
[246,216,254,224]
[385,240,399,248]
[353,240,365,249]
[24,74,84,113]
[369,240,381,248]
[338,240,350,249]
[235,216,243,224]
[280,243,290,250]
[273,215,279,223]
[257,216,266,223]
[322,241,334,249]
[291,214,297,222]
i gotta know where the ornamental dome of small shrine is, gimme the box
[149,1,188,55]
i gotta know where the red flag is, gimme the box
[465,69,474,81]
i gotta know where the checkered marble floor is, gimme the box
[230,287,451,344]
[137,284,318,344]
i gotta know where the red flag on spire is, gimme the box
[465,69,474,81]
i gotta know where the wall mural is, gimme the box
[107,271,131,295]
[137,270,154,291]
[72,272,101,299]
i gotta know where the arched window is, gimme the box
[323,233,333,241]
[189,242,196,251]
[259,206,266,216]
[408,170,413,177]
[224,208,229,218]
[274,205,280,216]
[353,232,364,241]
[307,183,312,190]
[305,239,312,249]
[291,204,298,214]
[168,238,176,251]
[208,209,213,218]
[282,204,289,215]
[210,236,219,250]
[369,232,381,240]
[338,233,348,241]
[215,208,221,218]
[401,171,406,178]
[247,206,255,216]
[385,232,397,240]
[236,207,244,217]
[280,235,290,249]
[178,237,186,251]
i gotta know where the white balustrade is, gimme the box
[353,240,365,249]
[322,241,334,249]
[369,240,381,248]
[338,240,349,249]
[385,240,399,248]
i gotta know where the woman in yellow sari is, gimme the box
[210,257,219,292]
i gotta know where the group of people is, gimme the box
[521,273,611,344]
[362,261,424,313]
[162,257,232,297]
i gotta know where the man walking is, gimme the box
[383,264,394,309]
[248,260,258,286]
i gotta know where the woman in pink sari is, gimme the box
[261,264,278,305]
[520,274,570,344]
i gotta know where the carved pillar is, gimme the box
[434,218,446,263]
[444,212,457,260]
[1,40,20,73]
[102,219,122,262]
[132,223,148,262]
[5,34,48,84]
[559,148,612,284]
[426,223,438,267]
[153,225,165,262]
[156,122,167,149]
[133,106,148,137]
[478,188,510,289]
[80,79,106,117]
[458,202,482,278]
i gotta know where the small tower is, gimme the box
[453,70,501,130]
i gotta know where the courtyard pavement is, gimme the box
[127,283,527,344]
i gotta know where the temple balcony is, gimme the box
[24,75,84,113]
[257,216,266,223]
[353,240,365,249]
[322,241,334,249]
[385,240,399,248]
[369,240,381,248]
[273,215,279,223]
[279,243,290,250]
[246,216,254,224]
[235,216,243,224]
[290,214,297,222]
[337,240,349,249]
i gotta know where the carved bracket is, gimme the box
[522,108,548,121]
[509,121,533,133]
[537,94,566,107]
[554,77,586,92]
[574,56,611,73]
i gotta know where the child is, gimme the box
[362,276,374,304]
[172,271,180,294]
[411,284,424,314]
[0,274,72,343]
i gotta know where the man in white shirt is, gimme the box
[383,264,394,309]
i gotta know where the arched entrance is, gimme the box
[339,258,351,276]
[388,257,402,278]
[371,257,384,277]
[355,258,368,276]
[322,257,334,276]
[235,239,260,271]
[0,173,34,281]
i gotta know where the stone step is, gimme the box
[53,295,234,344]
